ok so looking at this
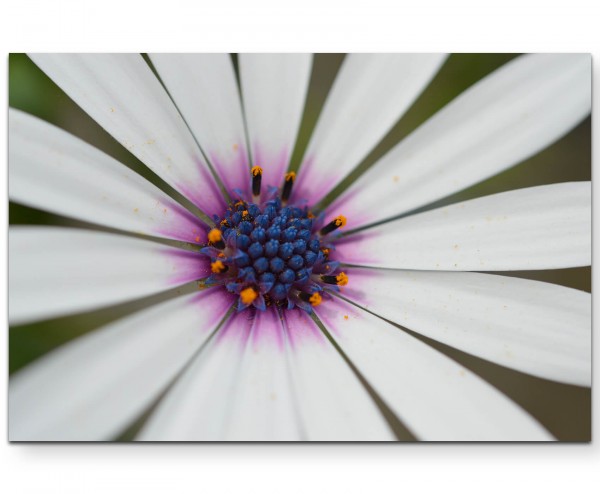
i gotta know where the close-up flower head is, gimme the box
[8,53,591,441]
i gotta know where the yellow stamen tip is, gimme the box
[211,260,226,273]
[309,292,322,307]
[336,272,349,286]
[240,287,258,305]
[285,171,296,182]
[242,210,249,218]
[208,228,222,243]
[334,215,347,228]
[252,165,263,176]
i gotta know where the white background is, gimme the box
[1,1,599,493]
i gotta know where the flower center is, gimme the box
[200,167,348,312]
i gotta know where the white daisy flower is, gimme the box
[8,53,591,441]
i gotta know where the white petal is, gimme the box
[138,311,251,441]
[344,269,591,386]
[140,309,302,441]
[223,308,302,440]
[293,54,447,204]
[9,109,207,244]
[316,297,553,441]
[149,54,251,195]
[330,54,591,229]
[28,54,226,217]
[336,182,591,271]
[9,289,234,441]
[240,54,312,188]
[283,308,395,441]
[9,227,209,325]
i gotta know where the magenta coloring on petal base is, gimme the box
[164,248,211,285]
[314,296,363,339]
[252,143,291,191]
[334,267,383,307]
[214,308,254,347]
[323,188,376,233]
[283,307,328,350]
[292,156,352,206]
[332,231,381,267]
[154,199,209,244]
[176,158,227,219]
[250,306,287,351]
[214,306,292,352]
[289,155,338,206]
[187,287,238,330]
[210,144,252,198]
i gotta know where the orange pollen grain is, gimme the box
[194,235,201,243]
[251,165,263,176]
[321,248,330,256]
[285,171,296,182]
[240,287,258,305]
[211,260,226,273]
[242,210,249,218]
[336,272,349,286]
[334,215,347,228]
[309,292,322,307]
[208,229,222,243]
[307,211,315,219]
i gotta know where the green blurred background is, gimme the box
[8,54,591,440]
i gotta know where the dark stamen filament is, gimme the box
[320,272,348,286]
[281,172,296,202]
[252,166,262,196]
[320,215,347,236]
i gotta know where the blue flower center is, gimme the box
[200,169,348,312]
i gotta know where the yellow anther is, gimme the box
[242,210,249,218]
[208,228,222,243]
[336,272,349,286]
[234,200,245,208]
[334,215,347,228]
[252,165,263,176]
[285,171,296,182]
[321,248,330,257]
[309,292,322,307]
[220,219,230,227]
[211,260,226,273]
[240,287,258,305]
[320,214,348,235]
[307,211,315,219]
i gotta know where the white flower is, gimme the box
[8,53,591,441]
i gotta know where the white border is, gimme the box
[1,1,599,493]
